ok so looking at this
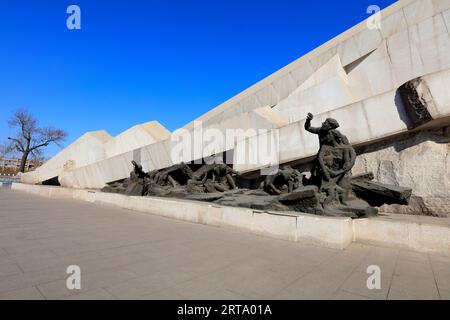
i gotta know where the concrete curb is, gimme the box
[10,183,450,255]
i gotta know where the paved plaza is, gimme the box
[0,187,449,300]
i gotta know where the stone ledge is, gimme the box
[353,217,450,255]
[9,183,450,255]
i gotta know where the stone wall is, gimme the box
[353,126,450,216]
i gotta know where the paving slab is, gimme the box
[1,188,449,300]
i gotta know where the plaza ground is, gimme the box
[0,187,449,300]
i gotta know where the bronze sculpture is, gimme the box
[102,113,412,218]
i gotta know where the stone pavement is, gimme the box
[0,187,449,300]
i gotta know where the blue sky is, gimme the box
[0,0,396,157]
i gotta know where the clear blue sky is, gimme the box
[0,0,396,158]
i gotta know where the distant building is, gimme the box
[0,157,43,174]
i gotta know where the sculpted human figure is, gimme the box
[305,113,357,207]
[318,143,351,206]
[130,160,148,181]
[305,113,342,184]
[195,162,238,192]
[304,113,341,148]
[317,144,343,205]
[319,131,355,179]
[260,166,303,195]
[125,161,149,196]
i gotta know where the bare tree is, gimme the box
[7,108,68,173]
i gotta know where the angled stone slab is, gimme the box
[278,186,321,214]
[351,179,412,207]
[21,130,112,185]
[104,121,170,158]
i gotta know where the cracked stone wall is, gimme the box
[353,126,450,217]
